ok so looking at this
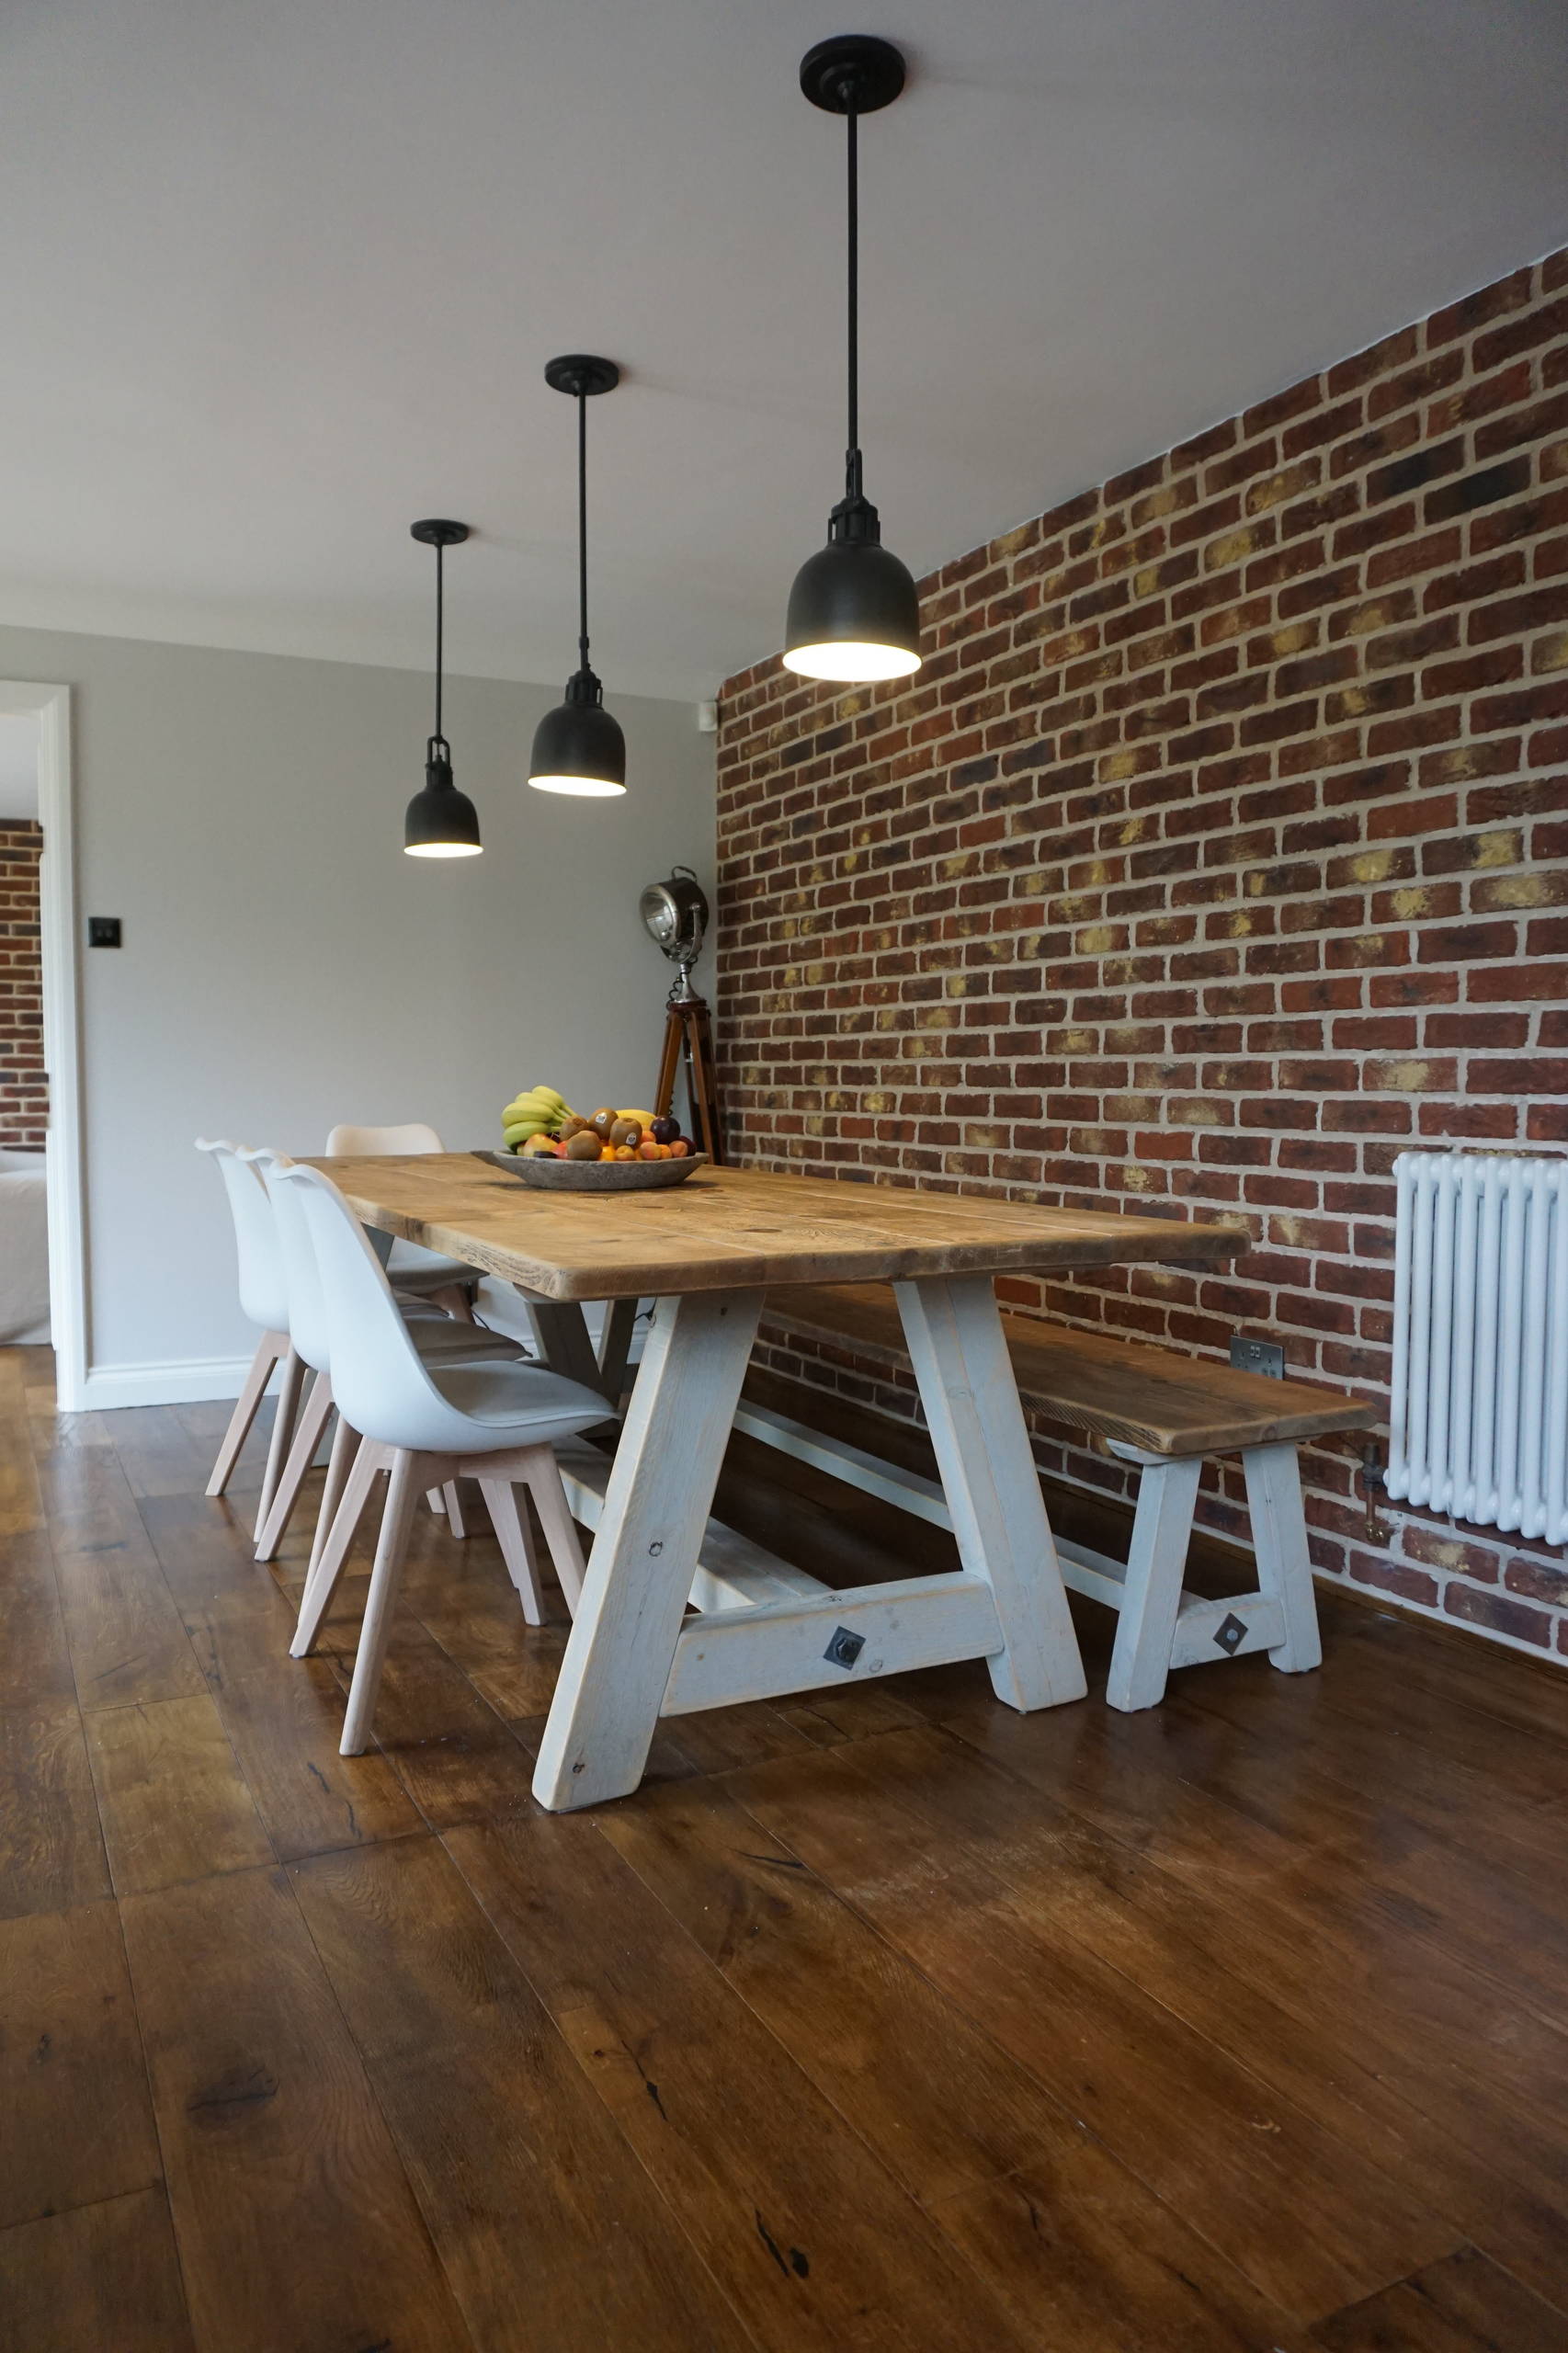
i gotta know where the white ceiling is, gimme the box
[2,0,1565,703]
[0,716,40,821]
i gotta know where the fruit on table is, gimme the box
[500,1080,697,1162]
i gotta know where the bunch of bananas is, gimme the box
[500,1086,573,1151]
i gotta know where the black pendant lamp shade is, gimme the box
[784,36,921,685]
[404,519,482,857]
[528,355,627,796]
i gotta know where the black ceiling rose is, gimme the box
[528,354,628,796]
[784,35,922,685]
[404,518,482,858]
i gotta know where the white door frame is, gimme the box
[0,683,87,1410]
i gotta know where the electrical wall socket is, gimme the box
[1230,1335,1285,1379]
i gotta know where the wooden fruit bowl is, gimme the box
[474,1149,709,1193]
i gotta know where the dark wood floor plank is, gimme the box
[211,1654,424,1861]
[936,2149,1315,2353]
[109,1403,234,1501]
[40,1449,208,1711]
[727,1730,1461,2324]
[597,1772,1049,2206]
[121,1861,472,2353]
[85,1693,276,1893]
[0,2188,194,2353]
[0,1898,161,2228]
[0,1348,44,1536]
[0,1696,109,1921]
[600,1777,1315,2350]
[324,1621,541,1827]
[1312,2245,1568,2350]
[449,1811,1041,2353]
[0,1527,75,1710]
[293,1834,752,2353]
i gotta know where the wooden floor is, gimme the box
[4,1343,1568,2352]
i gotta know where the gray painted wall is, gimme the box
[0,624,713,1386]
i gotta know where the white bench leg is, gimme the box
[893,1276,1086,1713]
[1243,1441,1322,1675]
[1104,1454,1203,1712]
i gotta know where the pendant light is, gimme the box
[528,354,627,796]
[404,519,482,858]
[784,35,921,685]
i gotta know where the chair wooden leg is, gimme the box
[1244,1442,1323,1675]
[255,1374,335,1563]
[429,1283,475,1324]
[443,1480,467,1539]
[205,1333,282,1498]
[291,1438,384,1658]
[307,1413,358,1584]
[477,1479,544,1624]
[1104,1455,1204,1712]
[427,1486,447,1514]
[523,1451,586,1617]
[255,1344,306,1539]
[339,1449,423,1755]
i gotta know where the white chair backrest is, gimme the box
[325,1122,444,1157]
[196,1138,289,1336]
[275,1162,454,1446]
[246,1149,332,1374]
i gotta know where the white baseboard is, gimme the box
[78,1354,260,1411]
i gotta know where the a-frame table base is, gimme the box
[530,1273,1087,1813]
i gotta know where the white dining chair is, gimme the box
[324,1120,479,1308]
[278,1161,602,1755]
[197,1139,308,1534]
[246,1147,528,1572]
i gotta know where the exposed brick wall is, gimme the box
[0,821,45,1151]
[716,245,1568,1665]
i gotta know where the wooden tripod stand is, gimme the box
[653,983,723,1164]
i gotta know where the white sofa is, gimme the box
[0,1149,50,1344]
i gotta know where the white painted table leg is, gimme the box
[1104,1454,1203,1711]
[1244,1442,1323,1674]
[894,1276,1087,1711]
[531,1287,765,1811]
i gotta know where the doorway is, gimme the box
[0,683,85,1409]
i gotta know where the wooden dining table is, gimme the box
[319,1154,1244,1811]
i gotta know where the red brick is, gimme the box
[717,249,1568,1678]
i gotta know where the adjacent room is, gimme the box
[2,4,1567,2348]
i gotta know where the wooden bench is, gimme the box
[743,1284,1380,1711]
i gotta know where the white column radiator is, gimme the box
[1387,1151,1568,1543]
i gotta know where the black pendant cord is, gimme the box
[432,537,446,754]
[846,99,861,506]
[576,387,591,674]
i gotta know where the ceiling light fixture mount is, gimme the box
[784,33,921,686]
[404,517,483,858]
[528,353,628,798]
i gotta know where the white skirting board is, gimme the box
[74,1301,648,1413]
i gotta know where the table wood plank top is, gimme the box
[309,1154,1245,1303]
